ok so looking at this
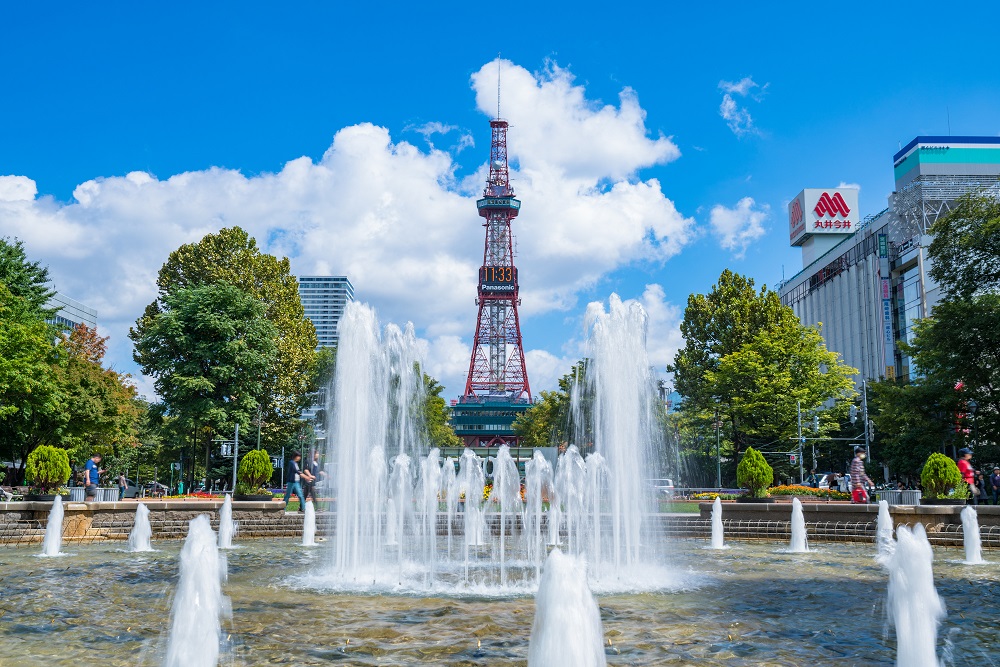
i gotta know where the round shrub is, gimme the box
[737,446,774,498]
[920,452,963,499]
[26,445,71,494]
[237,449,273,493]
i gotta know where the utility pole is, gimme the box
[796,400,805,483]
[232,423,239,493]
[862,380,871,461]
[714,409,722,489]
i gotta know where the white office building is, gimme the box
[45,291,98,330]
[298,275,354,349]
[778,136,1000,384]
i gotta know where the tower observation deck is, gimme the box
[450,118,533,457]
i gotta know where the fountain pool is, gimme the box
[0,536,996,666]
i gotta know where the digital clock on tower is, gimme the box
[479,266,517,294]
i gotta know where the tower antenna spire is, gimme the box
[497,54,501,119]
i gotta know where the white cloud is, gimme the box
[0,58,695,396]
[709,197,769,258]
[837,181,861,191]
[717,76,768,137]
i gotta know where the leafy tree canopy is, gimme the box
[928,194,1000,299]
[0,237,55,317]
[423,374,460,450]
[137,227,318,448]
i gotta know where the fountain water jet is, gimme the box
[217,494,236,549]
[41,496,64,557]
[302,501,317,547]
[789,498,809,553]
[128,503,153,552]
[887,524,945,667]
[163,514,228,667]
[876,500,894,564]
[960,506,983,564]
[528,548,607,667]
[710,497,725,549]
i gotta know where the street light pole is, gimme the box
[862,380,871,461]
[232,423,239,493]
[715,409,721,489]
[968,399,978,449]
[796,400,805,483]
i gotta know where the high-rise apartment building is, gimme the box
[298,276,354,349]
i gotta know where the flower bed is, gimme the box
[691,486,850,502]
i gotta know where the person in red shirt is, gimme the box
[957,448,977,504]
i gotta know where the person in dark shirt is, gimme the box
[84,454,104,501]
[991,467,1000,506]
[283,452,306,512]
[302,450,322,503]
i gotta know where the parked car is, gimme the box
[652,478,675,499]
[143,482,169,497]
[121,478,140,499]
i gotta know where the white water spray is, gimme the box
[876,500,894,564]
[960,506,983,565]
[128,503,153,552]
[710,497,725,549]
[528,548,607,667]
[217,494,236,549]
[302,501,317,547]
[789,498,808,553]
[163,514,228,667]
[41,496,64,557]
[887,524,945,667]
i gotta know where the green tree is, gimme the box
[0,237,56,317]
[0,283,66,475]
[513,390,567,448]
[670,270,857,481]
[927,194,1000,299]
[136,227,318,449]
[423,374,461,449]
[131,282,280,474]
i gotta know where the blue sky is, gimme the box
[3,1,1000,398]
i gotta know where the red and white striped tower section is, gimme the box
[463,118,531,418]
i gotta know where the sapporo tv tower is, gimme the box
[453,96,532,450]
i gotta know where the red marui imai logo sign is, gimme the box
[789,188,859,247]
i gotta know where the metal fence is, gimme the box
[67,487,119,502]
[873,489,922,505]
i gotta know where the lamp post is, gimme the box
[968,399,978,449]
[714,409,722,489]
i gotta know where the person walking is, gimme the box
[303,450,324,504]
[84,454,105,501]
[117,473,128,500]
[805,469,819,488]
[957,448,976,504]
[990,467,1000,506]
[975,471,990,505]
[283,451,306,512]
[849,447,873,504]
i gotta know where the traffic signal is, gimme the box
[812,415,819,432]
[849,404,858,424]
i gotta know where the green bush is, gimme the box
[237,449,273,493]
[920,452,964,499]
[737,447,774,498]
[26,445,71,494]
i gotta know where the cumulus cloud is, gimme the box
[0,58,694,395]
[837,181,861,191]
[717,76,767,137]
[709,197,769,258]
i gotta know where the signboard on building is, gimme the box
[789,188,860,246]
[878,232,894,378]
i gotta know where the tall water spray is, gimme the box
[788,498,809,553]
[327,302,427,581]
[128,503,153,552]
[528,549,607,667]
[887,524,945,667]
[41,496,64,557]
[302,500,317,547]
[960,506,983,565]
[217,494,236,549]
[710,497,725,549]
[876,500,894,564]
[164,515,227,667]
[524,450,553,573]
[490,445,522,587]
[577,294,664,571]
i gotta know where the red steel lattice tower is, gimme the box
[463,119,531,402]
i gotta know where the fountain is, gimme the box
[788,497,808,553]
[217,494,236,549]
[710,496,725,549]
[163,514,228,667]
[528,548,607,667]
[40,495,64,557]
[302,500,317,547]
[887,524,945,667]
[128,502,153,552]
[876,500,894,564]
[960,506,983,564]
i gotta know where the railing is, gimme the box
[873,489,923,505]
[68,487,119,502]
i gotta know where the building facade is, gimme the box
[778,137,1000,384]
[45,291,98,330]
[298,276,354,349]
